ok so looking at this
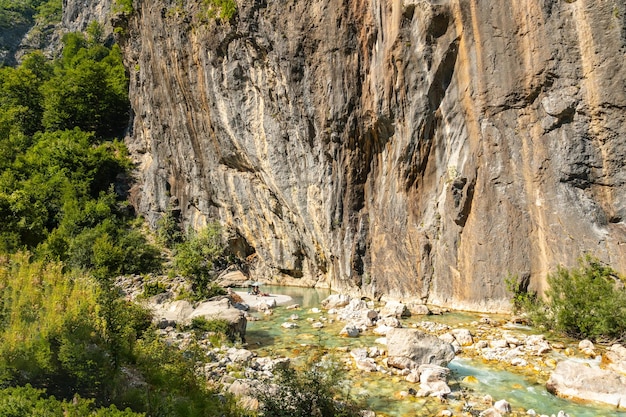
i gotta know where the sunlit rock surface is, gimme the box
[34,0,625,311]
[547,360,626,409]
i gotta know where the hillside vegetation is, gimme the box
[0,25,251,416]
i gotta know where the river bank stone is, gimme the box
[578,339,596,357]
[606,343,626,375]
[546,360,626,408]
[190,298,247,340]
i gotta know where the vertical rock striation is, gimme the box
[117,0,626,311]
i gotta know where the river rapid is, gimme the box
[243,286,626,417]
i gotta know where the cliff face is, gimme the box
[119,0,626,311]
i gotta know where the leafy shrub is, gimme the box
[0,252,110,397]
[129,333,251,417]
[174,222,226,300]
[0,0,62,27]
[0,37,161,278]
[0,252,250,416]
[189,317,229,333]
[509,255,626,342]
[41,38,129,138]
[156,208,183,249]
[34,0,61,25]
[142,280,167,298]
[112,0,134,15]
[0,385,142,416]
[504,273,536,315]
[254,358,362,417]
[187,316,232,344]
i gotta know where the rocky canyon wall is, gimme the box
[115,0,625,311]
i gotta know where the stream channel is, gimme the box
[242,286,626,417]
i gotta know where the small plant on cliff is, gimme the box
[112,0,134,15]
[510,255,626,342]
[200,0,237,22]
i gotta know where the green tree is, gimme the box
[41,33,129,138]
[156,208,183,249]
[174,222,226,300]
[510,255,626,342]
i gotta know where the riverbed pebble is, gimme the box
[374,324,394,335]
[578,339,596,356]
[493,399,511,414]
[451,328,474,346]
[479,408,503,417]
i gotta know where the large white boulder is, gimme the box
[546,360,626,409]
[380,300,410,318]
[386,328,455,369]
[321,294,351,309]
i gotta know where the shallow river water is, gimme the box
[242,286,626,417]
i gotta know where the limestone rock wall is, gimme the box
[117,0,626,311]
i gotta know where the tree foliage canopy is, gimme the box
[0,28,160,279]
[0,20,251,417]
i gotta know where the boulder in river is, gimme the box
[321,294,351,309]
[451,328,474,346]
[493,399,511,414]
[546,360,626,409]
[416,364,451,398]
[380,300,409,318]
[386,328,455,369]
[406,302,431,316]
